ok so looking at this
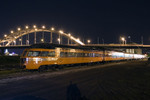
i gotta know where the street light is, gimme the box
[51,27,54,31]
[58,38,60,44]
[18,28,21,31]
[34,28,37,44]
[10,30,14,34]
[25,26,29,45]
[25,26,29,29]
[33,25,36,28]
[42,26,45,43]
[41,38,44,42]
[4,34,7,38]
[17,28,22,45]
[87,40,91,44]
[121,37,126,44]
[68,33,71,45]
[50,27,54,43]
[59,30,63,44]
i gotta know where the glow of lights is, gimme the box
[59,30,63,34]
[11,30,14,34]
[42,26,45,29]
[19,39,22,41]
[33,25,36,28]
[4,34,7,37]
[26,26,29,29]
[35,28,37,31]
[68,33,71,36]
[41,39,44,42]
[18,28,21,31]
[57,38,60,41]
[121,37,125,41]
[51,27,54,31]
[87,40,91,43]
[70,36,73,39]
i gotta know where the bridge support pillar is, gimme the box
[102,49,105,62]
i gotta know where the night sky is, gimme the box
[0,0,150,44]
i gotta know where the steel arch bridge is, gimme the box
[0,26,85,46]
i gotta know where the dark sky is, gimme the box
[0,0,150,44]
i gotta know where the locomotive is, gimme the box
[20,43,146,70]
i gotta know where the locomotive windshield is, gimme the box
[27,51,41,57]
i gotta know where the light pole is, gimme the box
[18,28,21,45]
[34,28,37,44]
[33,25,36,44]
[25,26,29,45]
[68,33,71,45]
[42,25,45,43]
[121,37,126,45]
[59,30,63,44]
[10,30,14,45]
[51,27,54,43]
[4,34,7,46]
[58,38,60,44]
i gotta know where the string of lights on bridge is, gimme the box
[0,25,94,46]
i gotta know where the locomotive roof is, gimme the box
[30,43,91,50]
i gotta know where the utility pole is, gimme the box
[97,37,99,44]
[141,36,143,45]
[102,38,104,45]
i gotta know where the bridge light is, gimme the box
[4,34,7,37]
[42,25,45,29]
[18,28,21,31]
[87,40,91,44]
[11,30,14,34]
[25,26,29,29]
[33,25,36,28]
[35,28,38,31]
[68,33,71,36]
[70,36,73,39]
[51,27,54,31]
[19,39,22,41]
[59,30,63,34]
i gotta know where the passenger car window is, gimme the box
[48,51,55,57]
[41,51,49,57]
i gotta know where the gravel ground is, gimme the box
[0,59,150,100]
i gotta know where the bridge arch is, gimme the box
[0,27,85,46]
